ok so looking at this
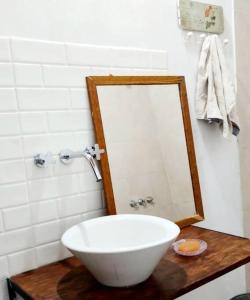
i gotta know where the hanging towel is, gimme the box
[195,34,240,137]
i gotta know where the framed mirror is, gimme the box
[86,76,204,228]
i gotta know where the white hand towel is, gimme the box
[195,34,240,137]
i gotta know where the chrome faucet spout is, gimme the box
[59,147,103,182]
[82,148,102,182]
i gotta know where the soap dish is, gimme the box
[172,239,207,256]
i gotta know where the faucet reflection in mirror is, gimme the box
[86,76,204,228]
[130,197,155,209]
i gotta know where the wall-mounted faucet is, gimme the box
[33,144,104,182]
[59,146,103,182]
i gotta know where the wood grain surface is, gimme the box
[10,226,250,300]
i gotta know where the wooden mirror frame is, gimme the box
[86,76,204,228]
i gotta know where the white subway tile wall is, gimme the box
[0,89,17,112]
[0,36,167,295]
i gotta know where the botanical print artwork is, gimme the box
[205,5,217,30]
[178,0,224,34]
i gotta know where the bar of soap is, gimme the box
[178,240,200,252]
[173,239,207,256]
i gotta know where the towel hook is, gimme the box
[223,39,229,47]
[185,31,194,42]
[197,33,207,44]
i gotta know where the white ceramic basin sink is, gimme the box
[61,214,180,287]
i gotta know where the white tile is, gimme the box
[17,88,71,110]
[79,171,103,193]
[23,135,50,157]
[0,183,28,209]
[0,228,34,255]
[36,241,70,267]
[83,209,106,221]
[31,199,58,223]
[0,63,14,86]
[0,88,17,111]
[88,67,110,76]
[25,158,53,180]
[0,137,23,160]
[34,220,61,245]
[136,68,154,75]
[73,130,95,149]
[73,110,93,130]
[29,178,59,202]
[11,38,66,64]
[20,112,47,134]
[48,110,92,132]
[42,65,90,87]
[29,175,80,202]
[8,249,37,275]
[108,68,134,76]
[0,160,26,184]
[147,69,167,75]
[0,256,9,300]
[14,63,43,86]
[0,256,9,280]
[49,133,76,154]
[3,205,31,230]
[0,38,11,61]
[109,48,151,68]
[57,194,86,217]
[66,43,112,66]
[57,174,80,197]
[0,113,20,135]
[47,111,73,132]
[0,213,3,232]
[84,190,103,211]
[53,159,85,176]
[151,51,168,69]
[70,88,90,109]
[60,215,81,232]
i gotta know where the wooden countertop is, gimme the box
[9,226,250,300]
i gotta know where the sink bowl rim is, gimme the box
[61,214,180,254]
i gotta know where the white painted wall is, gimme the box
[234,0,250,291]
[0,0,246,299]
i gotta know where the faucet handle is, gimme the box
[145,196,154,205]
[91,144,105,160]
[34,152,55,168]
[130,200,139,209]
[138,199,147,207]
[59,149,74,165]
